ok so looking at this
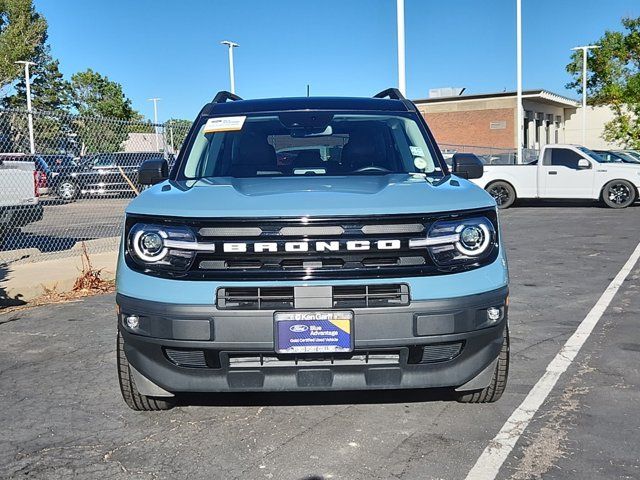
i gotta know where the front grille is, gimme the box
[217,284,408,310]
[332,284,409,308]
[125,209,498,281]
[217,287,295,310]
[165,348,208,368]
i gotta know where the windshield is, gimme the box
[180,113,443,179]
[616,151,640,164]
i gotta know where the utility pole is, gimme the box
[571,45,600,146]
[148,98,161,151]
[221,40,239,94]
[15,61,36,154]
[396,0,406,96]
[516,0,523,164]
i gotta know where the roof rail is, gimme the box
[373,88,419,113]
[373,88,406,100]
[212,91,243,103]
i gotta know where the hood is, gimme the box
[126,174,496,218]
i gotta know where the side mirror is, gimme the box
[577,158,591,170]
[452,153,484,179]
[138,158,168,185]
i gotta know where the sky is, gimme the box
[35,0,640,122]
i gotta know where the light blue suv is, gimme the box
[116,89,509,410]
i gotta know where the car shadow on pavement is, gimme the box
[1,231,93,253]
[177,387,456,408]
[514,199,640,208]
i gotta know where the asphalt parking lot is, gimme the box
[1,203,639,480]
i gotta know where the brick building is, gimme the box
[414,90,585,151]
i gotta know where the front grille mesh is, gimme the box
[332,284,409,308]
[217,287,295,310]
[217,284,409,310]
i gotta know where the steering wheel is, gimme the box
[353,166,391,174]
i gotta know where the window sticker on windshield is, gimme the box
[410,146,424,157]
[203,116,246,133]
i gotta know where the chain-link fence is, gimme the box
[440,143,539,165]
[0,107,192,266]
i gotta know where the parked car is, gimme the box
[473,144,640,208]
[0,156,44,238]
[0,153,52,196]
[593,150,640,164]
[53,151,172,200]
[618,150,640,162]
[115,89,509,411]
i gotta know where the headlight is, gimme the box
[409,216,497,266]
[127,223,212,271]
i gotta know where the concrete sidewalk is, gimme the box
[1,238,118,303]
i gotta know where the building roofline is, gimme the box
[413,89,579,108]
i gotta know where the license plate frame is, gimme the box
[274,311,354,354]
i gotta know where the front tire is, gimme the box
[602,180,636,208]
[457,325,509,403]
[56,179,79,201]
[117,331,175,411]
[486,181,516,209]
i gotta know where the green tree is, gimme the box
[69,69,137,119]
[165,118,192,153]
[2,45,70,111]
[0,0,47,86]
[68,69,141,154]
[566,17,640,148]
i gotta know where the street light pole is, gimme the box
[516,0,523,164]
[396,0,406,96]
[221,40,239,94]
[148,97,161,151]
[571,45,600,146]
[15,61,36,154]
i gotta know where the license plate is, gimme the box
[274,311,354,354]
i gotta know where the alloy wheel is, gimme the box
[489,185,510,206]
[608,183,631,205]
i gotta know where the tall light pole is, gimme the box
[148,97,161,151]
[396,0,406,96]
[221,40,239,94]
[516,0,523,164]
[571,45,600,146]
[15,61,36,154]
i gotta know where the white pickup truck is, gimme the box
[472,144,640,208]
[0,159,43,237]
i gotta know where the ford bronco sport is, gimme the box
[116,89,509,410]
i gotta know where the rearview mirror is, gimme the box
[138,158,168,185]
[577,158,591,170]
[452,153,484,179]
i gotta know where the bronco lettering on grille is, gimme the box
[221,240,403,254]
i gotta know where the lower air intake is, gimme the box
[420,343,463,363]
[165,348,208,368]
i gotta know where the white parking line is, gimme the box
[466,241,640,480]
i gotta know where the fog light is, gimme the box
[487,307,501,323]
[125,314,140,329]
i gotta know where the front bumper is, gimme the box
[117,286,508,394]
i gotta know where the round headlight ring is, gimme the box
[454,223,491,256]
[132,228,168,262]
